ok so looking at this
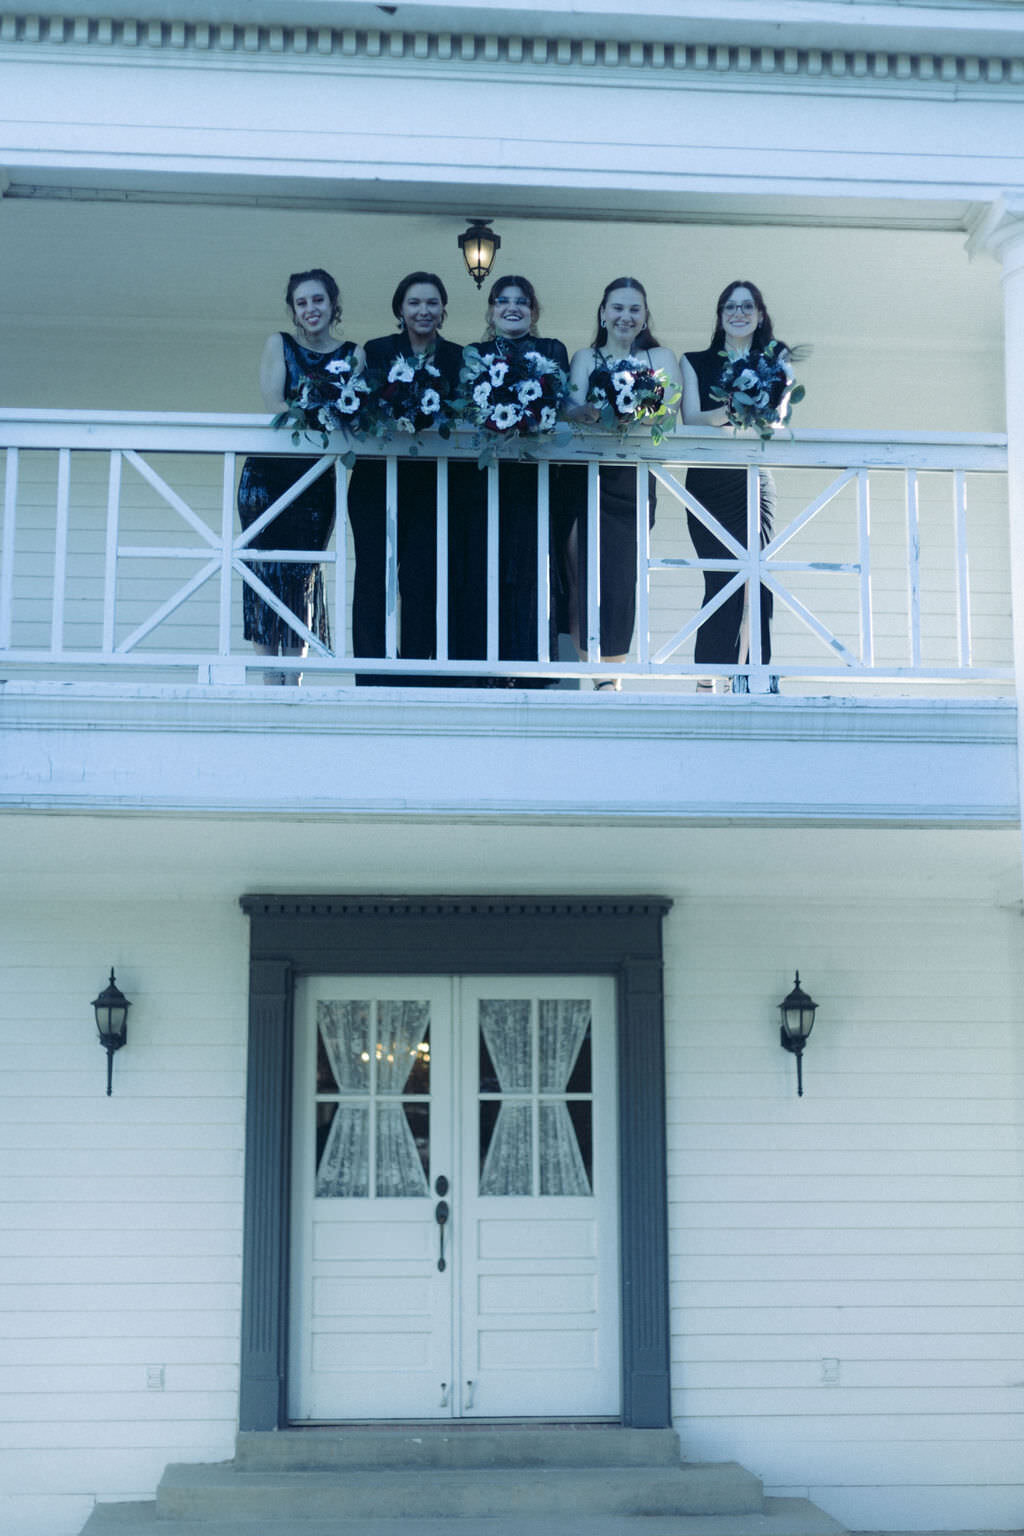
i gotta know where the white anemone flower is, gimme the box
[419,389,442,415]
[388,359,416,383]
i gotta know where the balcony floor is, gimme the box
[1,681,1019,908]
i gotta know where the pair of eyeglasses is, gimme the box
[722,302,756,315]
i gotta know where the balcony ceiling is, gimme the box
[1,169,983,234]
[0,807,1018,906]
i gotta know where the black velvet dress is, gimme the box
[346,334,469,680]
[684,346,775,666]
[237,333,353,651]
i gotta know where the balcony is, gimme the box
[0,407,1013,691]
[0,409,1016,827]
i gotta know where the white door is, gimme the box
[289,975,619,1421]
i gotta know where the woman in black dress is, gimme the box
[681,279,792,691]
[237,268,362,684]
[468,275,571,682]
[566,278,682,688]
[346,271,465,683]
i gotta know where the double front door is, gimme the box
[289,974,619,1421]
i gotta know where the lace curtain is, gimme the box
[539,1000,592,1197]
[374,1001,430,1197]
[316,1001,370,1197]
[479,999,592,1197]
[479,1001,531,1195]
[315,999,429,1199]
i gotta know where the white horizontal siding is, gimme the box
[1,882,1022,1535]
[663,894,1024,1531]
[0,897,248,1536]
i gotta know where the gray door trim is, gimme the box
[238,894,673,1431]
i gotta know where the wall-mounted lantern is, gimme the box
[778,970,817,1097]
[93,968,130,1096]
[458,218,501,288]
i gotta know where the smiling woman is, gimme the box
[681,277,793,690]
[456,274,572,681]
[236,268,364,685]
[565,276,682,687]
[345,270,470,683]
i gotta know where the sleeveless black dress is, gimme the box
[684,346,775,666]
[346,333,467,682]
[458,334,571,677]
[564,349,658,659]
[237,333,354,650]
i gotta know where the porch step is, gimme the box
[235,1424,684,1471]
[79,1426,848,1535]
[80,1498,848,1535]
[155,1457,767,1520]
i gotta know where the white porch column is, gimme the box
[969,197,1024,889]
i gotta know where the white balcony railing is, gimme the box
[0,409,1011,694]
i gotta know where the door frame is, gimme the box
[238,894,673,1432]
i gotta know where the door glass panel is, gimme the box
[316,1101,370,1197]
[539,1000,593,1195]
[540,1101,592,1195]
[479,1000,532,1090]
[480,1100,532,1195]
[478,998,596,1198]
[318,1000,370,1091]
[376,1102,430,1196]
[376,1002,431,1094]
[539,1000,591,1091]
[479,999,534,1196]
[314,998,430,1199]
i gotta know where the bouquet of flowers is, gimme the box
[586,355,680,446]
[709,339,805,441]
[457,343,569,464]
[364,352,455,442]
[271,351,371,464]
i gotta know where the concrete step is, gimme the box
[156,1459,767,1520]
[81,1496,849,1536]
[235,1425,685,1471]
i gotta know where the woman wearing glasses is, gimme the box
[681,280,789,690]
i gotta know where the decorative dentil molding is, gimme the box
[0,11,1023,91]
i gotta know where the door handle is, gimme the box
[435,1198,449,1272]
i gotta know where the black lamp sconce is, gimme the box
[93,968,130,1096]
[458,218,501,288]
[779,971,817,1097]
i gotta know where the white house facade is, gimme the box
[1,4,1023,1535]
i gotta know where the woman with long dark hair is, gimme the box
[681,279,792,691]
[237,268,361,683]
[469,274,571,681]
[346,271,465,682]
[566,277,682,688]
